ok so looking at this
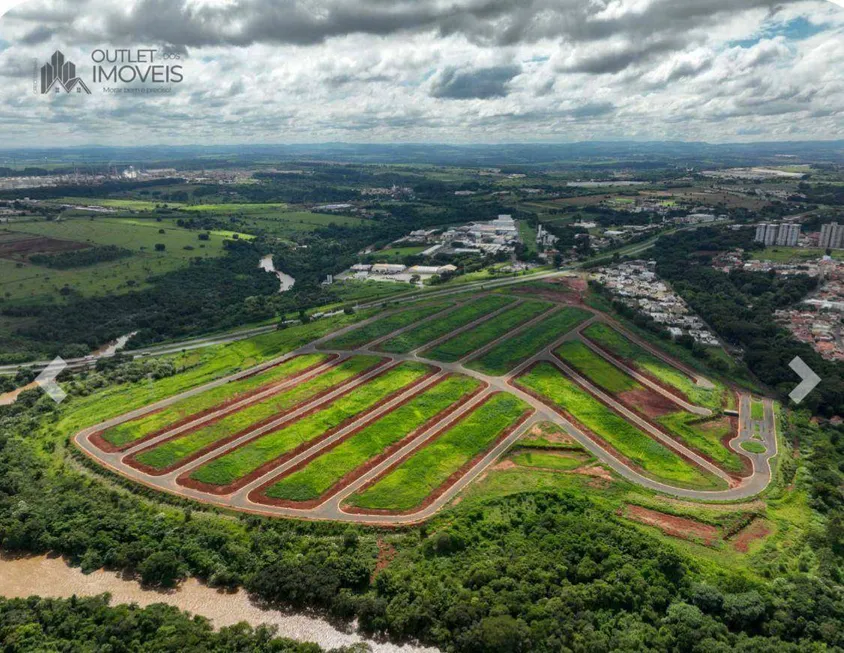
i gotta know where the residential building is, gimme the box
[820,222,844,250]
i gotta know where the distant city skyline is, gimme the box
[0,0,842,146]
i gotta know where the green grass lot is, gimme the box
[582,323,724,410]
[52,311,378,441]
[518,422,585,451]
[0,217,231,302]
[518,221,538,255]
[179,205,370,234]
[55,198,185,211]
[378,296,514,354]
[424,300,552,362]
[348,393,530,511]
[751,400,765,421]
[369,246,427,261]
[100,353,328,448]
[468,307,591,376]
[265,375,482,502]
[511,450,591,471]
[555,341,640,393]
[516,363,724,490]
[134,356,383,470]
[323,301,454,350]
[741,441,767,454]
[751,247,844,263]
[656,412,744,475]
[190,362,431,487]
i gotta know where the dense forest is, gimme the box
[0,595,346,652]
[651,227,844,416]
[1,365,843,652]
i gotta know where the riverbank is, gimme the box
[0,553,436,653]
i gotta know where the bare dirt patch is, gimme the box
[622,505,720,546]
[372,539,397,581]
[524,421,581,448]
[0,235,89,262]
[574,465,613,482]
[731,519,771,552]
[618,387,676,418]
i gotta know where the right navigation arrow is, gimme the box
[789,356,821,404]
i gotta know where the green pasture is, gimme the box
[378,296,514,354]
[265,375,481,502]
[323,301,454,350]
[583,323,724,410]
[368,246,427,261]
[468,307,591,376]
[189,362,431,487]
[100,353,328,448]
[516,363,724,490]
[348,393,530,511]
[555,340,640,393]
[751,400,765,421]
[55,198,183,211]
[424,300,551,362]
[134,356,383,470]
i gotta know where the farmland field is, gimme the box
[323,301,454,350]
[187,362,431,488]
[347,393,530,512]
[468,307,591,376]
[98,353,329,448]
[516,362,723,490]
[583,323,724,410]
[424,300,552,362]
[378,295,514,353]
[263,375,482,502]
[132,356,383,471]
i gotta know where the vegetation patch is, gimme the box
[511,450,592,472]
[424,300,551,362]
[99,353,329,448]
[378,296,514,354]
[583,322,723,410]
[469,307,592,376]
[516,362,723,490]
[621,504,721,547]
[262,375,483,503]
[751,400,765,421]
[555,340,640,393]
[657,412,745,475]
[324,301,454,350]
[187,362,432,489]
[741,441,767,455]
[131,356,383,471]
[28,245,133,269]
[347,393,531,512]
[518,421,585,450]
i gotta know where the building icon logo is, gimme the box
[40,50,91,95]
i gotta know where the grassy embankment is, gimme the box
[264,375,482,502]
[189,362,431,487]
[424,300,552,362]
[468,307,591,376]
[378,296,514,354]
[133,356,383,470]
[100,353,328,448]
[516,362,725,490]
[323,302,454,350]
[348,393,530,511]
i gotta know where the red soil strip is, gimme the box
[343,395,535,516]
[574,465,613,481]
[513,363,718,485]
[0,236,88,260]
[249,376,488,509]
[91,354,339,453]
[176,365,442,496]
[617,387,677,418]
[371,539,397,581]
[123,358,390,476]
[731,519,771,552]
[622,505,720,547]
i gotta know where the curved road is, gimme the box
[74,297,778,525]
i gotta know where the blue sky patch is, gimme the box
[730,17,829,48]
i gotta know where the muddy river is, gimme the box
[260,254,296,292]
[0,554,436,652]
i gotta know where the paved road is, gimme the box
[74,295,779,525]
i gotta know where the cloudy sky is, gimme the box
[0,0,842,146]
